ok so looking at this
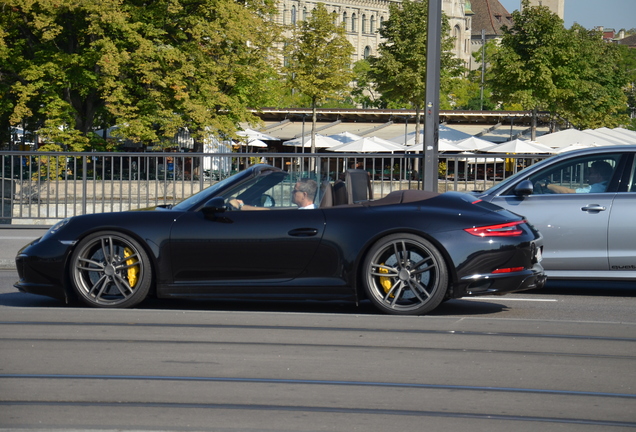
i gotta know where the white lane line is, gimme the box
[0,236,38,240]
[463,297,558,302]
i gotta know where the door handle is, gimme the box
[288,228,319,237]
[581,204,606,212]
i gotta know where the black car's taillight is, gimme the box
[464,220,526,237]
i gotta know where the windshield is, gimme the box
[171,170,251,211]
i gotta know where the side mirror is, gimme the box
[202,197,227,216]
[514,179,534,197]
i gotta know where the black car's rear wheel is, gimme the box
[363,234,448,315]
[70,231,151,308]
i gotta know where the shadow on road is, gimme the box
[2,279,632,314]
[0,291,510,316]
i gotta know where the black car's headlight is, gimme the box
[40,218,71,242]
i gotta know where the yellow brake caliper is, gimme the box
[378,265,393,295]
[124,247,139,288]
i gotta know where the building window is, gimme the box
[351,13,357,32]
[364,46,371,59]
[291,5,297,25]
[454,25,461,54]
[370,16,376,33]
[343,11,348,29]
[362,14,367,33]
[303,7,307,21]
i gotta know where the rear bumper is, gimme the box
[453,262,546,298]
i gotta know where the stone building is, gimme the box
[525,0,564,19]
[274,0,475,67]
[469,0,513,70]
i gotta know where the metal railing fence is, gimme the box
[1,151,549,224]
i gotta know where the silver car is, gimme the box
[475,145,636,281]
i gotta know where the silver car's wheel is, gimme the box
[70,231,151,308]
[363,234,448,315]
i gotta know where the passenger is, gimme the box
[544,161,613,194]
[229,178,317,210]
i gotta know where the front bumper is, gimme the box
[14,239,71,302]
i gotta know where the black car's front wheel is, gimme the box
[363,234,448,315]
[70,231,152,308]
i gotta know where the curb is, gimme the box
[0,259,16,270]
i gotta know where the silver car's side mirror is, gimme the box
[514,179,534,197]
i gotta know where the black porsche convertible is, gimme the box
[15,164,546,315]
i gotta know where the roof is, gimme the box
[249,108,551,143]
[470,0,514,37]
[617,34,636,48]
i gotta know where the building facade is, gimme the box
[274,0,475,66]
[525,0,564,19]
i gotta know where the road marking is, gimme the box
[463,297,558,302]
[0,236,38,240]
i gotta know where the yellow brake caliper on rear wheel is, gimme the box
[124,247,139,288]
[378,265,393,295]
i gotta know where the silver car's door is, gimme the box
[608,188,636,272]
[490,193,614,271]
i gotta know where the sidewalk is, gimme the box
[0,226,49,270]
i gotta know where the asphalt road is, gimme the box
[1,269,635,432]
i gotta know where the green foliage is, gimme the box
[284,3,355,106]
[488,0,629,128]
[283,3,355,152]
[0,0,280,150]
[351,60,382,108]
[366,0,464,138]
[368,1,464,108]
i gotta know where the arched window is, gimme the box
[362,14,367,33]
[291,5,297,25]
[454,25,461,54]
[370,16,376,33]
[351,13,357,32]
[364,46,371,59]
[303,7,307,21]
[343,12,348,29]
[379,16,384,29]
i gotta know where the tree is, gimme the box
[0,0,280,151]
[284,3,354,154]
[489,0,628,129]
[616,44,636,130]
[367,0,464,144]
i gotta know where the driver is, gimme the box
[229,178,317,210]
[542,161,613,194]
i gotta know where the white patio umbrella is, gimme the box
[282,134,342,149]
[534,128,617,149]
[239,138,268,148]
[555,143,602,153]
[391,125,472,145]
[613,127,636,140]
[454,136,495,151]
[483,139,556,154]
[583,128,632,145]
[327,136,407,152]
[406,139,464,152]
[237,128,278,141]
[328,131,363,143]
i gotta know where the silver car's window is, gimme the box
[524,153,622,195]
[628,158,636,192]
